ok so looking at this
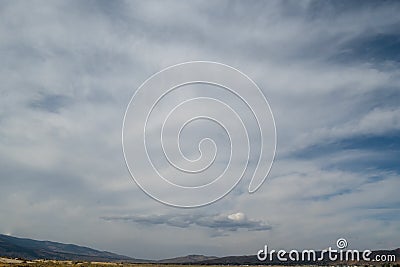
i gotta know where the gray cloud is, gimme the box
[102,212,271,233]
[29,93,73,113]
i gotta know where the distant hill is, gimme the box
[0,234,146,262]
[157,254,218,263]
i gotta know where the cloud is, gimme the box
[101,212,271,233]
[29,93,73,113]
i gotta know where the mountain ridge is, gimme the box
[0,234,146,262]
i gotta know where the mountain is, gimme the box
[0,234,146,262]
[157,254,219,264]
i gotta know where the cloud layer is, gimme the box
[102,212,271,234]
[0,0,399,260]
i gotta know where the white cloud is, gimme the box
[228,212,246,221]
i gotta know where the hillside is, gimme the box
[0,234,145,262]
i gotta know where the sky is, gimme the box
[0,0,400,260]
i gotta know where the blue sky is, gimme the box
[0,0,399,259]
